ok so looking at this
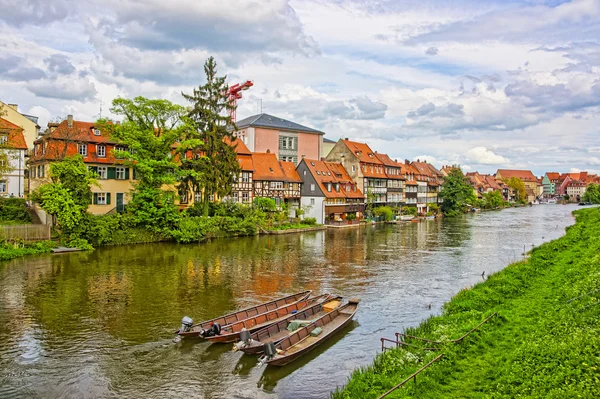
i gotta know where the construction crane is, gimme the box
[227,80,253,122]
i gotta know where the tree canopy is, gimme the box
[439,168,477,216]
[505,177,527,203]
[583,183,600,204]
[180,56,240,216]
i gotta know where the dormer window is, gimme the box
[316,171,320,175]
[369,153,374,158]
[94,129,101,136]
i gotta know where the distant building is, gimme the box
[566,180,587,202]
[411,160,443,209]
[322,137,336,158]
[0,118,28,197]
[235,113,324,164]
[28,116,134,217]
[297,159,364,224]
[495,169,539,203]
[375,153,405,207]
[542,172,560,197]
[0,101,39,148]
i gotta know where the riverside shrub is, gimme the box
[0,198,31,224]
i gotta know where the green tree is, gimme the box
[31,155,96,234]
[180,57,240,216]
[505,177,527,204]
[482,190,504,209]
[439,168,477,216]
[374,205,393,221]
[583,183,600,203]
[102,97,187,231]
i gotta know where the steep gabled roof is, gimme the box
[323,137,336,143]
[0,118,28,150]
[236,113,324,135]
[301,159,364,199]
[341,139,383,165]
[546,172,560,181]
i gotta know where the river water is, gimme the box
[0,205,581,398]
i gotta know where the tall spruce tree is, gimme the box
[180,57,240,216]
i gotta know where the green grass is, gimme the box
[332,207,600,398]
[266,222,322,231]
[0,240,57,261]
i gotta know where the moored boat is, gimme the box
[205,293,334,344]
[233,295,343,354]
[261,299,360,366]
[176,290,311,338]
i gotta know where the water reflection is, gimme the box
[0,205,581,398]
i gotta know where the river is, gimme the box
[0,205,581,398]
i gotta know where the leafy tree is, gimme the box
[505,177,527,204]
[180,56,240,216]
[583,183,600,204]
[31,155,96,234]
[102,97,187,231]
[482,190,504,209]
[253,197,277,213]
[428,203,440,214]
[402,206,418,216]
[374,205,393,221]
[439,168,477,216]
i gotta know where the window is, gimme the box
[97,166,107,179]
[242,192,249,203]
[31,167,36,179]
[310,198,315,205]
[352,165,356,172]
[242,172,250,183]
[37,165,45,178]
[280,136,296,150]
[327,183,332,192]
[0,135,7,145]
[270,181,284,189]
[0,180,6,192]
[233,192,239,202]
[116,167,126,180]
[93,129,101,136]
[97,145,106,158]
[310,183,315,191]
[303,170,307,176]
[78,144,87,156]
[94,192,109,205]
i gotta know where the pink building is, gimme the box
[235,113,324,165]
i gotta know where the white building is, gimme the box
[0,118,29,197]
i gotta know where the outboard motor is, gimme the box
[180,316,193,333]
[239,329,252,343]
[263,342,277,358]
[211,322,221,335]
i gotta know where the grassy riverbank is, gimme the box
[333,207,600,398]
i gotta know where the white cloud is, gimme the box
[465,147,509,165]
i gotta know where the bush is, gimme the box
[374,206,394,221]
[0,198,31,224]
[0,240,55,261]
[303,217,317,225]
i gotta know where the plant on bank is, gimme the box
[504,177,527,204]
[583,183,600,204]
[374,206,394,221]
[439,168,478,216]
[0,198,32,224]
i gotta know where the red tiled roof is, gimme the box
[342,139,382,165]
[39,119,115,144]
[496,169,538,182]
[546,172,560,181]
[301,159,364,199]
[280,161,302,183]
[252,152,300,182]
[375,153,405,180]
[0,118,28,150]
[226,137,252,156]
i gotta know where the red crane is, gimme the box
[227,80,253,122]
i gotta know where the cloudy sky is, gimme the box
[1,0,599,175]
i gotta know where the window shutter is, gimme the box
[93,193,98,205]
[125,168,130,180]
[106,192,111,205]
[107,167,116,179]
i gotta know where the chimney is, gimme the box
[301,154,305,159]
[344,137,349,140]
[67,114,73,128]
[405,159,409,165]
[7,104,18,111]
[266,149,270,153]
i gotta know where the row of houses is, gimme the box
[541,172,600,201]
[2,102,595,224]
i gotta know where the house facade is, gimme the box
[542,172,560,197]
[566,180,588,202]
[0,101,39,148]
[28,116,135,216]
[495,169,540,203]
[375,153,405,207]
[297,159,364,224]
[235,113,323,165]
[0,118,28,197]
[326,139,388,205]
[251,152,302,212]
[412,160,443,209]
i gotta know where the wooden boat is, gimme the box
[263,299,360,366]
[234,296,343,354]
[176,291,311,338]
[205,293,334,344]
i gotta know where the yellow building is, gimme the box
[28,116,134,219]
[0,101,40,148]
